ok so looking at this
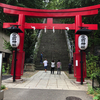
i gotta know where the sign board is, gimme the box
[76,60,78,66]
[10,33,20,48]
[78,35,88,50]
[0,53,3,90]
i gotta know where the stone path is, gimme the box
[2,71,92,91]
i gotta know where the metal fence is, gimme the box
[65,30,74,63]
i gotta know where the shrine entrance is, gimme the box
[0,3,99,83]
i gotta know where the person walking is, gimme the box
[51,60,55,74]
[57,60,61,75]
[43,58,48,72]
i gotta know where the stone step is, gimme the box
[35,21,70,71]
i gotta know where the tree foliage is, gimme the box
[0,0,44,62]
[24,30,38,62]
[3,38,14,51]
[86,52,99,78]
[0,0,44,25]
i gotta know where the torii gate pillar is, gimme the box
[74,15,85,82]
[11,14,25,79]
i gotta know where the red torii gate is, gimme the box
[0,3,99,82]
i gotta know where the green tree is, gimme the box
[0,0,44,62]
[86,52,99,78]
[24,30,38,62]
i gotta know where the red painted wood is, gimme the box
[0,3,100,13]
[0,3,99,18]
[3,8,98,18]
[74,15,82,82]
[3,23,97,30]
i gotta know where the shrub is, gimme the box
[2,64,6,73]
[87,84,100,100]
[87,84,94,94]
[1,85,6,90]
[86,52,99,78]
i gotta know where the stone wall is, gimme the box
[0,30,11,53]
[24,63,35,71]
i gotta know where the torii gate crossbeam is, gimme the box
[0,3,100,82]
[3,21,97,30]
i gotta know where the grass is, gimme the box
[87,84,100,100]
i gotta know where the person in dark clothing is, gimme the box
[68,63,72,74]
[40,53,43,64]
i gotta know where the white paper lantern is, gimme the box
[10,33,20,48]
[78,34,88,50]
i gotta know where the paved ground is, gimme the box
[2,75,12,80]
[4,88,92,100]
[2,71,93,100]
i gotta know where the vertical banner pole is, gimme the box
[13,48,17,82]
[80,50,83,85]
[0,53,3,89]
[0,53,4,100]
